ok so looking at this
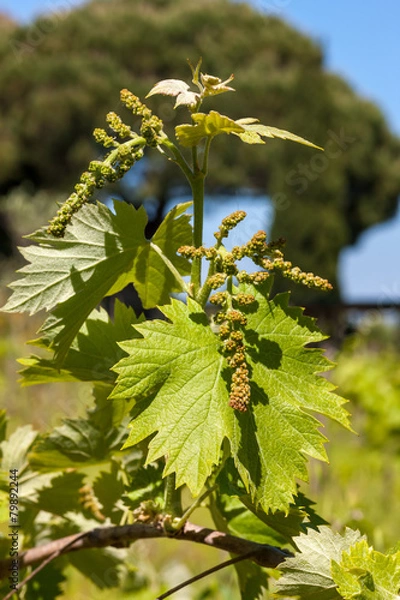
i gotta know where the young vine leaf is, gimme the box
[175,111,244,146]
[174,111,323,149]
[234,118,324,148]
[331,540,400,600]
[146,79,200,108]
[275,526,364,599]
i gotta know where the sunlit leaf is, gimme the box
[3,200,191,362]
[234,118,323,149]
[331,540,400,600]
[111,282,349,511]
[146,78,200,107]
[276,526,364,599]
[175,111,244,147]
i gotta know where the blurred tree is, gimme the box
[0,0,399,300]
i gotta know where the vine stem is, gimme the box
[191,136,212,299]
[172,484,218,531]
[190,170,205,296]
[164,473,182,517]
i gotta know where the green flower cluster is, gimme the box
[178,211,332,412]
[47,90,165,237]
[213,296,255,412]
[120,89,164,147]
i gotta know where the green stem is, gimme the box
[159,137,194,183]
[191,136,213,299]
[164,473,182,517]
[197,224,225,307]
[190,171,205,296]
[226,274,234,298]
[202,135,213,174]
[172,484,218,531]
[196,263,215,308]
[107,136,147,166]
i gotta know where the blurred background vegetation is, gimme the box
[1,0,400,597]
[1,0,400,301]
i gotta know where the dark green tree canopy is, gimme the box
[1,0,399,300]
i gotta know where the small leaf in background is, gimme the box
[0,424,37,473]
[49,512,128,588]
[234,559,269,600]
[122,461,165,511]
[29,418,120,471]
[35,471,86,516]
[275,526,364,599]
[130,201,192,309]
[93,466,125,523]
[19,300,143,387]
[331,540,400,600]
[217,460,326,543]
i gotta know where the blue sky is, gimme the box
[2,0,399,302]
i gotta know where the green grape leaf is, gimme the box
[29,417,124,471]
[234,118,323,149]
[234,559,269,600]
[111,297,233,495]
[211,486,269,600]
[216,493,288,548]
[175,111,245,147]
[275,526,364,599]
[25,562,66,600]
[92,466,125,522]
[35,471,86,516]
[0,424,38,473]
[240,492,327,543]
[19,300,143,386]
[331,540,400,600]
[2,200,191,362]
[68,548,123,589]
[122,461,165,511]
[3,200,146,314]
[129,201,192,308]
[51,513,127,589]
[89,383,119,433]
[146,78,200,108]
[111,283,349,511]
[217,460,325,543]
[229,282,350,511]
[111,282,349,510]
